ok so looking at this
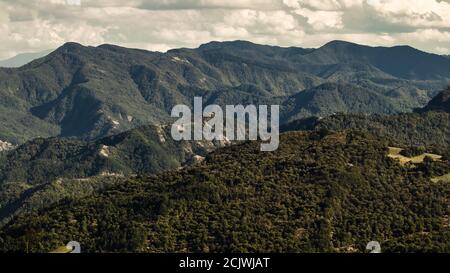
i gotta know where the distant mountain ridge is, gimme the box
[1,40,449,144]
[0,49,53,68]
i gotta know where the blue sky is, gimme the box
[1,0,450,59]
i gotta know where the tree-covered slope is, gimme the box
[418,87,450,113]
[282,88,450,149]
[283,82,402,121]
[1,131,448,253]
[0,124,225,226]
[282,112,450,150]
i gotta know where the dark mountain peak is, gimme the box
[56,42,88,53]
[29,42,95,66]
[308,40,375,64]
[43,42,95,63]
[197,40,296,54]
[198,40,260,50]
[97,44,155,55]
[320,40,371,50]
[97,43,126,50]
[323,40,358,46]
[322,41,416,53]
[390,44,415,50]
[318,41,432,58]
[196,40,314,61]
[13,42,91,70]
[387,45,430,56]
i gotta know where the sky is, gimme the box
[1,0,450,59]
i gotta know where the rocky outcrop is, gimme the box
[0,140,15,152]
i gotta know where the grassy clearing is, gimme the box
[431,173,450,183]
[387,147,442,165]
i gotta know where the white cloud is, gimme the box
[283,0,362,10]
[398,29,450,43]
[1,0,450,59]
[293,8,344,30]
[366,0,450,28]
[66,0,81,6]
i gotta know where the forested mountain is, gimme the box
[1,131,448,253]
[282,112,450,150]
[1,40,449,144]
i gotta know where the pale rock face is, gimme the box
[156,126,166,143]
[171,56,191,65]
[0,140,15,152]
[193,155,205,163]
[107,115,120,128]
[99,145,110,157]
[100,171,124,177]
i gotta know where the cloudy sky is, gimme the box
[1,0,450,59]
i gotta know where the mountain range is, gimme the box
[1,40,449,144]
[0,40,449,253]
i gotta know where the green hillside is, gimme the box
[282,89,450,149]
[0,124,225,226]
[282,112,449,149]
[1,131,448,253]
